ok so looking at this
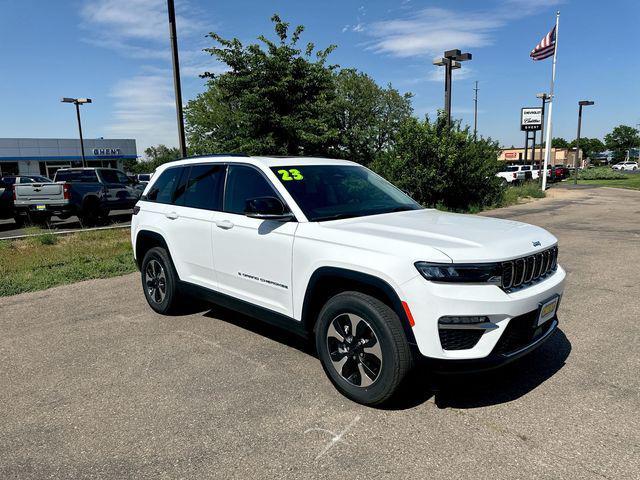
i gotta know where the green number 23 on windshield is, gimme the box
[277,169,304,181]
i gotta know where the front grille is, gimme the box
[492,310,554,356]
[439,329,484,350]
[501,246,558,291]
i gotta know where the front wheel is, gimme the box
[140,247,180,314]
[315,292,413,406]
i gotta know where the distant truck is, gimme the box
[496,165,533,185]
[13,167,140,225]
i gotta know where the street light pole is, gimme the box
[574,100,595,185]
[167,0,187,158]
[61,97,92,168]
[473,81,479,140]
[433,49,472,127]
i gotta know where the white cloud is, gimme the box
[364,1,561,58]
[105,74,178,151]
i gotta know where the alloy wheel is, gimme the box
[326,313,382,387]
[145,259,167,304]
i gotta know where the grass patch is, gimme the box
[0,228,136,297]
[498,181,546,208]
[577,172,640,190]
[578,167,627,180]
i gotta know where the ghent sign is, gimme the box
[520,107,543,131]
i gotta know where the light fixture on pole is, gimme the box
[61,97,92,168]
[433,49,472,127]
[574,100,594,185]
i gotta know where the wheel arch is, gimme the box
[301,267,417,345]
[134,229,170,269]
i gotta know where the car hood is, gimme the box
[319,209,557,263]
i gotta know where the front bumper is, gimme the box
[400,265,566,362]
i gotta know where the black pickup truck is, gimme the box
[14,168,141,225]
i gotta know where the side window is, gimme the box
[224,165,279,215]
[99,169,129,184]
[182,164,226,211]
[19,177,34,183]
[80,170,98,182]
[145,167,183,204]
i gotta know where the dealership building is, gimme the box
[498,147,584,167]
[0,138,137,178]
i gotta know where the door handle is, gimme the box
[215,219,234,230]
[165,211,179,220]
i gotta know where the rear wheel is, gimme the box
[140,247,180,314]
[79,199,102,226]
[315,291,413,406]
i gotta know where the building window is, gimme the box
[0,162,19,176]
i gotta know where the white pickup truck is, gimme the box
[496,165,534,184]
[131,155,565,405]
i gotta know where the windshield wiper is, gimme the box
[313,213,363,222]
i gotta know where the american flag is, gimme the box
[530,26,556,61]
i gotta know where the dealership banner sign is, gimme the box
[521,107,543,131]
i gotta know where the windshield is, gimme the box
[270,164,422,222]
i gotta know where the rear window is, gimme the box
[55,170,98,182]
[506,166,519,172]
[145,167,183,204]
[177,164,226,211]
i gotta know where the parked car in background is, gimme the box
[612,161,638,171]
[0,175,53,223]
[14,167,140,225]
[496,165,533,185]
[548,165,569,181]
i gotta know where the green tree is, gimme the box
[126,145,181,174]
[551,137,570,148]
[569,137,606,160]
[604,125,640,160]
[372,115,503,211]
[332,69,413,166]
[185,14,338,156]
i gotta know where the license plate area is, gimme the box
[537,295,559,326]
[35,205,46,211]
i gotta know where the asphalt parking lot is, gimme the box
[1,186,639,479]
[0,210,132,239]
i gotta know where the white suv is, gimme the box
[131,156,565,405]
[612,161,638,171]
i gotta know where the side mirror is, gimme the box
[244,196,294,221]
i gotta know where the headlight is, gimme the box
[414,261,502,285]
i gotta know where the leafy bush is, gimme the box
[36,233,58,246]
[372,115,503,211]
[578,167,626,180]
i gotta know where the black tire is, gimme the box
[140,246,180,314]
[13,215,26,227]
[315,291,413,406]
[79,198,102,226]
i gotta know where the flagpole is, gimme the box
[541,11,560,191]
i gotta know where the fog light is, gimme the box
[439,316,488,325]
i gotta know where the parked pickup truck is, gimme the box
[496,165,533,185]
[14,167,141,225]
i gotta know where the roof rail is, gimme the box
[179,153,249,160]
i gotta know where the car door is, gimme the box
[212,164,297,316]
[162,163,226,290]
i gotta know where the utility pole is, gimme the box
[574,100,595,184]
[473,81,479,140]
[167,0,187,158]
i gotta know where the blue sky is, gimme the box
[0,0,638,154]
